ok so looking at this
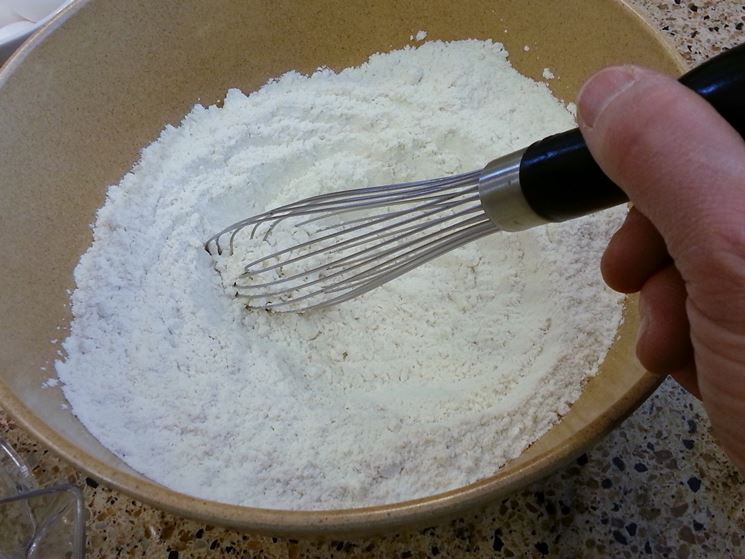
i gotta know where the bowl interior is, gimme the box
[0,0,683,535]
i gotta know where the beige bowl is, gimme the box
[0,0,684,536]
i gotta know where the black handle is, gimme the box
[518,42,745,223]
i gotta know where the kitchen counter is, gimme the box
[2,1,744,557]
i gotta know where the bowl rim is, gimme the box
[0,0,75,48]
[0,0,687,536]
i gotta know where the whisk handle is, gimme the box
[516,41,745,226]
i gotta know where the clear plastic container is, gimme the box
[0,438,85,559]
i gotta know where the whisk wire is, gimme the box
[206,169,498,312]
[235,210,488,296]
[256,220,497,311]
[240,189,480,276]
[205,170,481,254]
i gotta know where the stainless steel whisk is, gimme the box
[206,167,498,312]
[205,45,744,312]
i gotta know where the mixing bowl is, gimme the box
[0,0,684,536]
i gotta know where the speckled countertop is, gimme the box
[2,1,745,558]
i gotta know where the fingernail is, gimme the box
[578,66,638,128]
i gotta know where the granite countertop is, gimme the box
[2,1,744,557]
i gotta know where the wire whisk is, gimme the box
[205,169,500,312]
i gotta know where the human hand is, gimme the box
[577,65,745,474]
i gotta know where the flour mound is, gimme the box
[56,40,625,509]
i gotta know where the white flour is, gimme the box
[56,40,625,509]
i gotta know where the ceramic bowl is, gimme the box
[0,0,684,535]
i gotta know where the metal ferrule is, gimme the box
[477,148,548,232]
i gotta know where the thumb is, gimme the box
[577,65,745,319]
[577,66,745,262]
